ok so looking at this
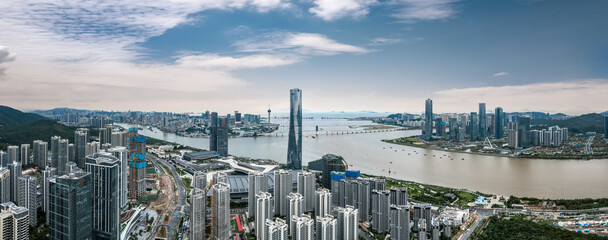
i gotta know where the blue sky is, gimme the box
[0,0,607,115]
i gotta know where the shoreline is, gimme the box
[382,137,608,161]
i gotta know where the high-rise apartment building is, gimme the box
[604,116,608,139]
[8,162,21,203]
[286,192,303,233]
[287,88,303,170]
[33,140,48,168]
[209,112,229,157]
[264,218,288,240]
[255,192,273,240]
[190,188,206,240]
[297,171,315,212]
[315,188,332,218]
[7,146,18,165]
[42,167,57,215]
[19,144,29,166]
[307,154,347,189]
[48,169,92,240]
[0,168,10,203]
[389,205,410,240]
[212,182,230,240]
[0,202,29,240]
[193,171,207,190]
[248,171,269,218]
[424,99,433,140]
[57,139,69,175]
[389,187,407,206]
[291,214,313,240]
[335,205,358,240]
[371,189,390,233]
[316,215,337,240]
[108,147,128,207]
[17,175,37,226]
[51,136,60,170]
[274,169,293,217]
[86,153,120,240]
[74,130,88,169]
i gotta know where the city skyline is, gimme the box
[0,0,607,114]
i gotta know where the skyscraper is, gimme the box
[255,192,273,240]
[274,169,293,217]
[307,154,347,189]
[335,205,358,240]
[33,140,48,168]
[297,171,315,212]
[193,171,207,190]
[86,153,120,240]
[424,99,433,140]
[57,139,69,175]
[109,146,128,207]
[19,144,29,166]
[371,189,390,233]
[389,205,410,240]
[248,171,269,218]
[518,117,531,148]
[48,169,93,240]
[50,136,60,168]
[74,130,88,169]
[495,107,504,139]
[0,202,29,240]
[209,112,229,157]
[469,112,478,141]
[316,215,337,240]
[127,128,147,199]
[287,88,303,170]
[212,182,230,240]
[479,103,487,140]
[17,175,37,226]
[190,188,206,240]
[0,168,10,203]
[8,161,21,203]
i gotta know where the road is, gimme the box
[150,154,188,240]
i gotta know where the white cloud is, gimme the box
[493,72,510,77]
[176,54,300,70]
[309,0,377,21]
[433,80,608,115]
[390,0,459,22]
[0,46,17,76]
[235,32,369,55]
[369,38,402,46]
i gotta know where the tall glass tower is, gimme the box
[424,99,433,140]
[495,107,504,139]
[479,103,486,140]
[287,88,302,170]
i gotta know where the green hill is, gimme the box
[0,106,76,150]
[0,105,46,127]
[531,113,604,133]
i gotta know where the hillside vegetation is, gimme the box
[531,113,605,133]
[0,106,76,150]
[474,216,604,240]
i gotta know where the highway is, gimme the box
[150,154,188,240]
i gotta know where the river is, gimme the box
[119,119,608,199]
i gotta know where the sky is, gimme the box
[0,0,607,115]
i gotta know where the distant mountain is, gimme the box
[0,106,76,150]
[31,107,91,116]
[601,111,608,116]
[0,105,46,127]
[531,113,605,133]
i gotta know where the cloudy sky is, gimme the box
[0,0,607,115]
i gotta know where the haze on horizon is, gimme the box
[0,0,607,115]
